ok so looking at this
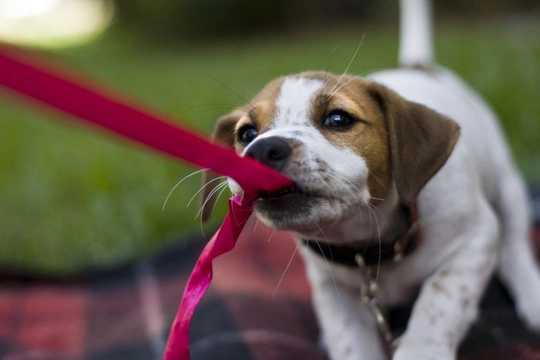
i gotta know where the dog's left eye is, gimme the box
[324,111,355,130]
[237,125,259,146]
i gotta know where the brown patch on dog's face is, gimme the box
[232,77,285,153]
[304,74,392,201]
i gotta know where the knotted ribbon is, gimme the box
[0,46,293,360]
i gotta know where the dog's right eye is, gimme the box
[237,125,259,146]
[323,110,356,131]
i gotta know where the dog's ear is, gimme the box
[367,82,460,206]
[200,111,243,222]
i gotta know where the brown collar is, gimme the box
[302,206,421,268]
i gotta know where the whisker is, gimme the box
[369,201,374,240]
[319,168,391,233]
[366,204,382,282]
[211,183,230,215]
[324,170,363,195]
[329,27,370,96]
[267,228,275,242]
[320,169,365,206]
[252,214,261,236]
[203,73,254,112]
[356,67,387,78]
[196,181,229,220]
[330,75,358,95]
[162,168,208,212]
[182,103,242,114]
[367,201,390,229]
[330,67,388,99]
[199,216,206,239]
[197,181,232,237]
[187,176,227,208]
[370,172,386,190]
[360,206,373,254]
[329,66,388,99]
[272,242,300,297]
[322,45,339,87]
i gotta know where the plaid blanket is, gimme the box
[1,188,540,360]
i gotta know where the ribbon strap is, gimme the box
[0,47,292,197]
[163,195,253,360]
[0,46,293,360]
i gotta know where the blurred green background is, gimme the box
[0,0,539,276]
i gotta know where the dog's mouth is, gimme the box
[259,185,305,200]
[252,181,359,231]
[254,184,328,228]
[258,184,326,200]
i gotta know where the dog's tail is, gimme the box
[398,0,433,67]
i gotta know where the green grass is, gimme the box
[1,20,539,275]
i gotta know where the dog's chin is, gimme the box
[253,187,354,232]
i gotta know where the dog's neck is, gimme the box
[293,184,409,246]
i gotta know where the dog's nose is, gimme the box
[245,137,292,172]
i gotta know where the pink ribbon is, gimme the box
[163,194,254,360]
[0,46,293,360]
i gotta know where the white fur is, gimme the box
[229,3,540,360]
[273,77,324,128]
[399,0,433,66]
[228,2,540,359]
[298,3,540,360]
[300,73,540,360]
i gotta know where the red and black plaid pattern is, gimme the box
[1,188,540,360]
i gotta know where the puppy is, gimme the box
[201,0,540,359]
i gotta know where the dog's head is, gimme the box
[201,72,459,240]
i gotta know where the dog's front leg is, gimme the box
[302,252,387,360]
[393,202,499,360]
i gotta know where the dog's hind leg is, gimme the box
[495,166,540,331]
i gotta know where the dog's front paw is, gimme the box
[392,346,454,360]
